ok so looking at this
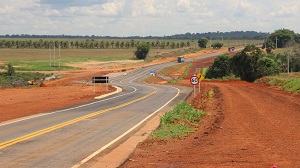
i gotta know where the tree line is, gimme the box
[1,31,269,40]
[0,39,191,49]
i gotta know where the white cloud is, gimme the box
[176,0,193,12]
[0,0,300,36]
[270,3,299,17]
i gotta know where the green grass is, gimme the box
[168,63,191,83]
[0,47,197,71]
[202,68,208,76]
[0,71,51,87]
[0,49,136,61]
[6,60,81,71]
[256,74,300,93]
[150,101,206,140]
[168,78,183,84]
[158,62,191,84]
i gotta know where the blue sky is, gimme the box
[0,0,299,36]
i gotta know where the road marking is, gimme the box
[0,71,144,127]
[72,86,180,168]
[0,88,158,150]
[0,63,167,127]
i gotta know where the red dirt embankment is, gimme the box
[0,70,116,123]
[121,55,300,168]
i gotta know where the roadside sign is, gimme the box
[197,73,205,82]
[92,76,109,93]
[190,75,199,85]
[92,76,109,83]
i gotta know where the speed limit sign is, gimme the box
[190,75,199,85]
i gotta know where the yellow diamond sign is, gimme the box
[197,73,205,82]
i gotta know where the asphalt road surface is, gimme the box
[0,52,223,168]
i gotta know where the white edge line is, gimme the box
[0,85,136,127]
[0,68,150,127]
[94,86,122,100]
[71,86,180,168]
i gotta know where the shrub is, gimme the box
[134,42,150,60]
[230,45,280,82]
[206,55,232,79]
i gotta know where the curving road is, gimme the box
[0,61,192,168]
[0,52,224,168]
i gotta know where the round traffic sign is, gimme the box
[190,75,199,85]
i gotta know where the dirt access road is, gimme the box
[121,77,300,166]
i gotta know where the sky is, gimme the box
[0,0,299,36]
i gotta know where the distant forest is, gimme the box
[0,31,269,40]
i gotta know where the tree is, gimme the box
[257,57,281,76]
[7,63,15,76]
[115,41,120,48]
[262,38,275,54]
[211,42,223,49]
[198,37,208,48]
[269,29,296,48]
[110,41,115,48]
[186,41,191,47]
[134,43,150,60]
[230,45,280,82]
[170,42,176,49]
[206,55,232,79]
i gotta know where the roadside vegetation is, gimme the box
[150,101,207,140]
[256,75,300,93]
[167,63,192,84]
[205,29,300,83]
[0,63,51,88]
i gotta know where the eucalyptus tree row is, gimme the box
[0,39,191,49]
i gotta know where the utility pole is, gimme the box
[49,45,51,67]
[58,43,61,68]
[276,37,278,49]
[287,53,290,76]
[285,52,290,76]
[54,44,56,67]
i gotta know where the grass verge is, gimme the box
[150,101,207,140]
[0,72,51,88]
[256,75,300,93]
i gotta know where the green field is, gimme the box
[0,39,263,71]
[0,39,263,61]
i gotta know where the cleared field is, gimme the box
[0,49,136,61]
[0,40,262,61]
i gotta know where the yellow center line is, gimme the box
[0,87,158,150]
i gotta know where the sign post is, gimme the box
[190,75,199,98]
[196,73,205,93]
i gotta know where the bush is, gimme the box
[257,57,281,76]
[134,42,150,60]
[230,45,280,82]
[206,55,232,79]
[198,37,208,48]
[7,63,15,76]
[211,42,223,49]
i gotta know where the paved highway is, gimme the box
[0,61,194,168]
[0,52,223,168]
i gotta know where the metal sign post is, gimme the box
[190,75,199,98]
[197,73,205,94]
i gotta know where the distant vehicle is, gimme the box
[178,56,185,63]
[228,46,235,52]
[150,70,155,76]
